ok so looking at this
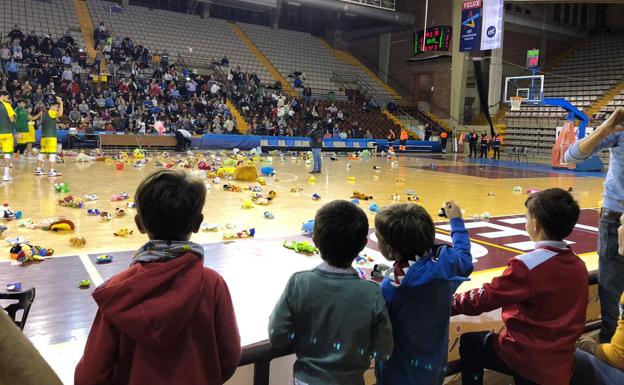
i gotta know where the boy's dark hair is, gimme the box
[0,91,9,97]
[525,188,580,241]
[375,204,435,260]
[313,200,369,269]
[135,169,206,240]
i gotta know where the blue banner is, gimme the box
[460,0,482,52]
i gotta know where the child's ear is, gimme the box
[191,213,204,233]
[134,214,146,234]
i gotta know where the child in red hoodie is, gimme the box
[75,169,241,385]
[453,188,588,385]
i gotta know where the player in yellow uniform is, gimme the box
[0,91,16,181]
[14,100,41,160]
[35,97,63,177]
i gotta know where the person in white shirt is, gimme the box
[224,118,234,133]
[339,131,348,139]
[276,94,287,108]
[210,83,220,96]
[62,67,73,82]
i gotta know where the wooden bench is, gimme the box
[99,134,177,150]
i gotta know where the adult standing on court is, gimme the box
[309,123,323,174]
[565,107,624,343]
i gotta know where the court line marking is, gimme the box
[435,228,525,255]
[78,253,104,286]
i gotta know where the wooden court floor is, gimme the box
[0,151,607,384]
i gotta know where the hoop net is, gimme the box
[510,96,524,111]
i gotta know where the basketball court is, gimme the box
[0,152,605,384]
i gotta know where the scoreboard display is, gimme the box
[414,26,452,55]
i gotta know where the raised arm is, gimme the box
[565,107,624,163]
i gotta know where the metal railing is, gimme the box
[238,272,599,385]
[339,0,396,11]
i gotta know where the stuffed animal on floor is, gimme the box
[100,212,113,221]
[351,192,373,200]
[223,228,255,240]
[10,243,54,263]
[111,192,129,201]
[49,219,75,232]
[113,228,134,237]
[283,240,318,254]
[96,255,113,264]
[301,220,315,234]
[223,183,242,192]
[233,164,258,182]
[54,183,70,193]
[58,195,84,209]
[0,203,16,220]
[241,199,255,209]
[69,237,87,247]
[76,152,95,162]
[369,203,381,213]
[201,223,220,232]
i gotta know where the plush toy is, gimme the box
[351,199,360,205]
[241,199,255,209]
[223,228,255,240]
[301,220,315,234]
[0,224,7,235]
[391,194,401,202]
[111,192,129,201]
[78,279,91,289]
[10,243,54,263]
[96,255,113,264]
[0,204,16,220]
[373,166,381,171]
[59,195,84,208]
[527,188,540,195]
[201,223,220,232]
[360,149,371,158]
[261,166,275,176]
[69,237,87,247]
[369,203,381,213]
[234,164,258,182]
[257,176,267,186]
[512,186,523,193]
[100,212,113,221]
[223,183,242,192]
[198,160,211,170]
[213,176,221,184]
[351,192,373,200]
[308,176,316,184]
[114,228,133,237]
[133,148,146,159]
[346,176,356,182]
[115,208,126,217]
[54,183,70,193]
[283,240,318,254]
[84,194,98,201]
[49,219,75,232]
[264,211,274,219]
[6,282,21,291]
[248,185,263,193]
[86,208,101,216]
[407,195,421,202]
[312,193,321,200]
[290,187,303,193]
[76,152,94,162]
[127,201,136,209]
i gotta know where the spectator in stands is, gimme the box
[303,86,312,105]
[7,25,24,43]
[12,42,22,61]
[24,31,38,51]
[5,58,19,82]
[269,200,393,385]
[75,169,241,385]
[424,124,432,141]
[375,201,472,385]
[387,100,398,113]
[68,107,81,124]
[364,129,373,139]
[453,188,587,385]
[221,55,229,67]
[0,44,11,67]
[564,107,624,343]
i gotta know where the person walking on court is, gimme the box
[399,128,408,152]
[565,107,624,343]
[467,129,478,157]
[440,130,449,153]
[309,123,323,174]
[479,131,490,159]
[491,133,503,160]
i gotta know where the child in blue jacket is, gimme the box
[374,202,473,385]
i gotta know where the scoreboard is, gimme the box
[414,26,452,55]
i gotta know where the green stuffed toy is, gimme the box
[283,240,319,254]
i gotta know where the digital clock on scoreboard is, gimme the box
[414,26,452,55]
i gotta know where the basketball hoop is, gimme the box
[510,96,525,111]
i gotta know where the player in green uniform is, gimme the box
[14,100,41,160]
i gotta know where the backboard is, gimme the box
[503,75,544,104]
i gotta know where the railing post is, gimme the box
[253,360,271,385]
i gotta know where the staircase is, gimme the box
[229,22,296,97]
[587,81,624,116]
[382,109,421,139]
[226,100,250,133]
[319,39,407,104]
[73,0,97,61]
